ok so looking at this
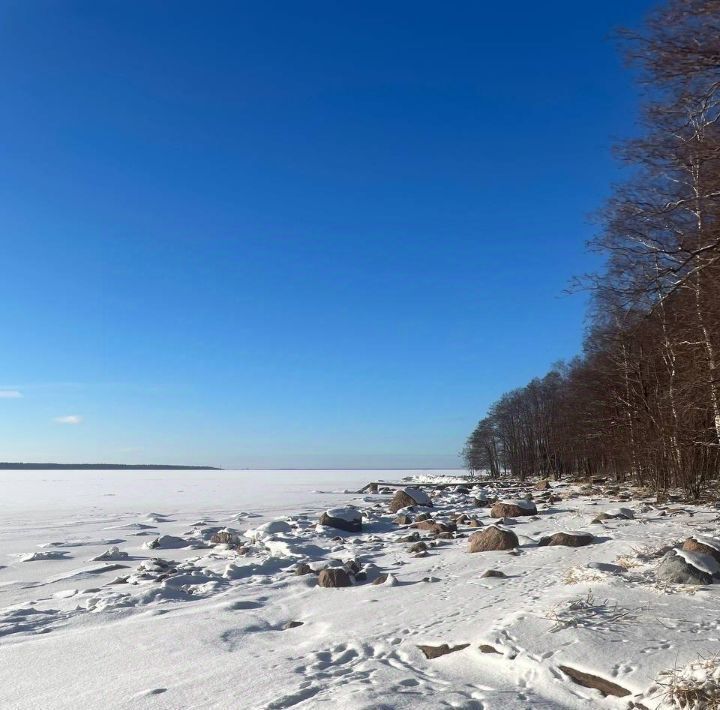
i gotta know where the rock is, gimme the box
[682,537,720,564]
[591,507,635,524]
[283,621,304,630]
[412,520,456,534]
[415,512,431,522]
[90,546,129,561]
[481,569,507,578]
[656,549,716,585]
[535,479,551,490]
[587,561,625,574]
[454,486,470,494]
[468,518,483,528]
[478,644,501,654]
[538,532,594,548]
[400,532,421,542]
[413,551,429,558]
[559,665,630,698]
[210,530,240,545]
[455,513,469,524]
[372,573,397,586]
[409,542,428,553]
[389,487,433,513]
[417,643,470,659]
[490,500,537,518]
[343,559,362,575]
[246,520,293,540]
[468,525,519,553]
[318,568,353,588]
[394,514,413,525]
[473,497,490,507]
[294,563,314,576]
[319,508,362,533]
[437,531,454,539]
[144,535,189,550]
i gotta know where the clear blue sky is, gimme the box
[0,1,656,468]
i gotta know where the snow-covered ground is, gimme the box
[1,469,719,709]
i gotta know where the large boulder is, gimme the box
[490,500,537,518]
[389,487,433,513]
[656,549,717,585]
[534,479,551,491]
[318,568,353,588]
[538,532,594,548]
[468,525,518,553]
[319,508,362,533]
[682,536,720,564]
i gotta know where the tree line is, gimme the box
[463,0,720,497]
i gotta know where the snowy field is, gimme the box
[1,469,720,709]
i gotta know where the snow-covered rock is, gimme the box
[244,520,293,540]
[318,508,362,533]
[144,535,190,550]
[388,487,433,513]
[490,500,537,518]
[91,546,129,561]
[656,549,718,585]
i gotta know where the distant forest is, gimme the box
[463,0,720,497]
[0,463,221,470]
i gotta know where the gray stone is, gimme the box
[656,550,714,585]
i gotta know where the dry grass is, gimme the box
[544,590,637,633]
[655,655,720,708]
[562,566,605,585]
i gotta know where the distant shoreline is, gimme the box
[0,463,221,470]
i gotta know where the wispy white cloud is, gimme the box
[54,415,83,425]
[0,390,22,399]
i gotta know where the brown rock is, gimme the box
[409,541,428,553]
[538,532,594,547]
[468,518,483,528]
[558,665,630,698]
[682,537,720,563]
[468,526,519,553]
[394,514,413,525]
[478,644,501,654]
[412,520,456,534]
[534,479,551,491]
[372,574,389,585]
[389,488,433,513]
[417,643,470,659]
[294,563,313,576]
[318,568,352,588]
[490,501,537,518]
[481,569,507,578]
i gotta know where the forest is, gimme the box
[463,0,720,497]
